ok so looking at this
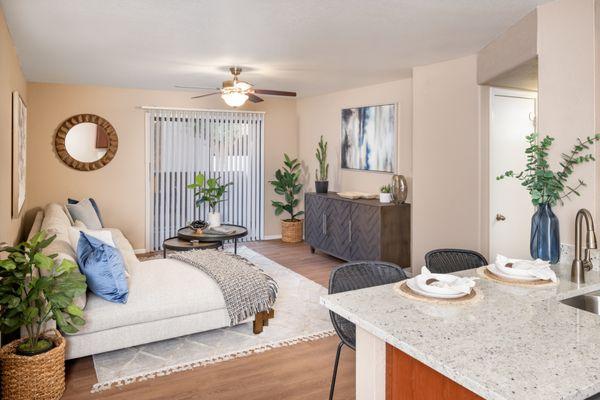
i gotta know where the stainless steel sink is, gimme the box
[561,291,600,315]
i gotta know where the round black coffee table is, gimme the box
[163,237,222,258]
[177,224,248,254]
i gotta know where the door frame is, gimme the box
[488,87,538,258]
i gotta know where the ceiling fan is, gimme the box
[176,67,297,107]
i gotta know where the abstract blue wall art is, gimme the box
[341,104,395,173]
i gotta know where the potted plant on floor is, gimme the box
[315,135,329,193]
[379,185,392,203]
[271,154,304,243]
[187,173,233,227]
[0,231,87,400]
[497,132,600,263]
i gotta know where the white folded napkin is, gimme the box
[416,266,476,295]
[494,254,557,282]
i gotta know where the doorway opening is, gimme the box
[489,88,537,259]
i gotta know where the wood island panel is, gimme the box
[386,345,483,400]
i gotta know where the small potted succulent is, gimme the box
[0,231,87,400]
[271,154,304,243]
[187,173,233,227]
[315,135,329,193]
[379,185,392,203]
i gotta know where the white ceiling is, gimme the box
[1,0,549,97]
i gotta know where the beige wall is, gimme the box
[26,83,298,249]
[412,55,483,270]
[0,7,27,245]
[297,79,413,196]
[537,0,597,246]
[478,9,538,86]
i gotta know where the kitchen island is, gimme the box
[321,263,600,400]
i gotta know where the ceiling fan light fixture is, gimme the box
[221,91,248,107]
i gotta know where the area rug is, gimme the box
[91,246,335,392]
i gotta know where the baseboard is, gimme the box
[134,248,148,254]
[263,235,282,240]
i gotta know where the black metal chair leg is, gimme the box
[329,341,344,400]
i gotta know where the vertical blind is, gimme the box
[145,108,264,250]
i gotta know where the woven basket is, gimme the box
[0,331,66,400]
[281,219,303,243]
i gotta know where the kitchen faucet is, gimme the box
[572,208,598,283]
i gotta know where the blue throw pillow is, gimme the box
[68,198,104,227]
[77,231,129,304]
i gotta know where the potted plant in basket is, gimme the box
[497,132,600,263]
[271,154,304,243]
[315,135,329,193]
[379,185,392,203]
[187,173,233,227]
[0,231,87,400]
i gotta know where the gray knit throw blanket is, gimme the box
[169,249,278,326]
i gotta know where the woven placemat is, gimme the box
[393,281,482,305]
[477,266,557,287]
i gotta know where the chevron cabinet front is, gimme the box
[304,192,411,267]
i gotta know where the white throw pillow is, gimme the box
[68,226,115,253]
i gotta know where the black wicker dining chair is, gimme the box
[424,248,488,274]
[328,261,407,400]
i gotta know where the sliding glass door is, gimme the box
[145,108,264,250]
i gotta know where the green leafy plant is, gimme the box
[187,173,233,213]
[380,185,391,193]
[315,135,329,181]
[497,133,600,206]
[270,154,304,221]
[0,231,87,354]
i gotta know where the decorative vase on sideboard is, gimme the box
[315,181,329,194]
[530,203,560,264]
[391,174,408,204]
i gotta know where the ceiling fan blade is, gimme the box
[191,92,220,99]
[175,85,221,90]
[248,94,264,103]
[254,89,297,97]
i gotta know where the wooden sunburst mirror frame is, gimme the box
[55,114,118,171]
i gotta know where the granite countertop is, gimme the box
[320,263,600,400]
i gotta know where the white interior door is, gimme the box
[490,88,537,260]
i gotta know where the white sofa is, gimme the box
[30,203,251,360]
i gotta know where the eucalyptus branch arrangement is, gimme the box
[315,135,329,181]
[497,133,600,206]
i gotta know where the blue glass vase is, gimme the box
[530,203,560,264]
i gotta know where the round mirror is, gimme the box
[64,122,108,162]
[55,114,118,171]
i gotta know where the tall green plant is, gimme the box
[315,135,329,181]
[187,173,233,213]
[497,132,600,206]
[0,231,87,354]
[270,154,304,221]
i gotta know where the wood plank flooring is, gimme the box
[62,240,355,400]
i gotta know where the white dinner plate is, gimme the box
[486,264,540,281]
[405,278,468,299]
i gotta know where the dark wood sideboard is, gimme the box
[304,192,411,267]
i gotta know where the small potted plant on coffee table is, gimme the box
[315,135,329,193]
[0,231,87,400]
[187,173,233,227]
[380,185,392,203]
[271,154,304,243]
